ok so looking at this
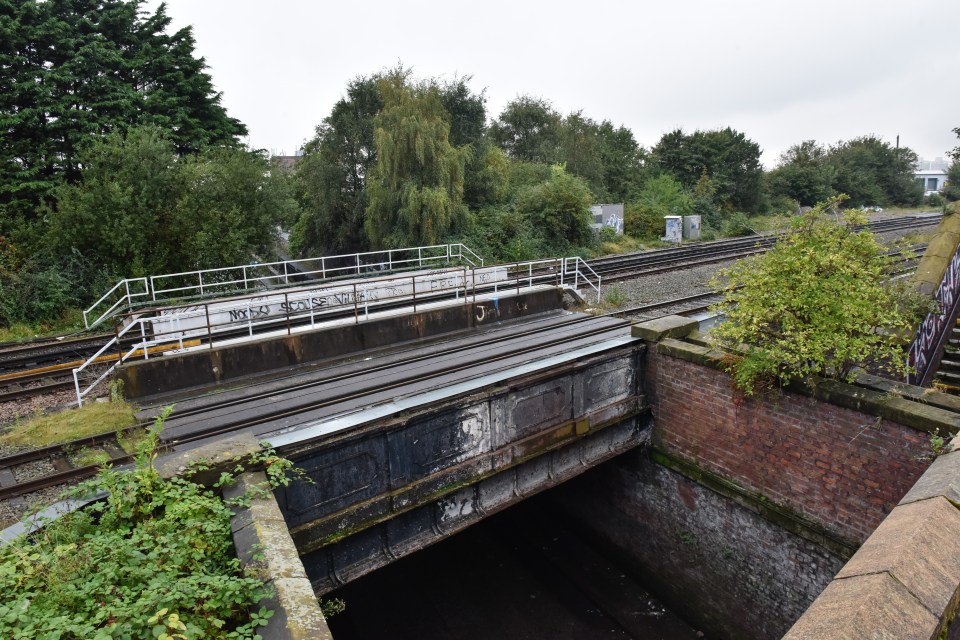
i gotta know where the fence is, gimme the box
[82,244,485,329]
[73,256,600,405]
[907,241,960,386]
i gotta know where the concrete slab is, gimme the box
[631,315,698,341]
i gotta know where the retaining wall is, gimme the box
[555,316,959,639]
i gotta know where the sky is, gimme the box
[150,0,960,168]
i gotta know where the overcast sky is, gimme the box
[150,0,960,168]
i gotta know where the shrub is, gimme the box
[710,197,924,394]
[0,412,300,639]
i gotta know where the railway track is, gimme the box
[0,214,935,408]
[0,313,630,501]
[586,215,939,282]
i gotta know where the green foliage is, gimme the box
[514,165,595,252]
[765,141,836,206]
[488,96,563,164]
[44,126,293,287]
[710,197,922,394]
[944,161,960,202]
[365,70,473,248]
[624,174,692,239]
[0,0,246,235]
[0,408,302,639]
[291,74,383,256]
[652,127,765,214]
[829,136,923,207]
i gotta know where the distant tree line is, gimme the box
[0,2,946,328]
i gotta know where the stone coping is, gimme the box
[225,471,332,640]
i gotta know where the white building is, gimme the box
[916,158,950,196]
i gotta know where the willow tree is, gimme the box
[364,73,472,248]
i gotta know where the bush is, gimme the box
[0,413,301,639]
[710,197,924,394]
[926,192,945,208]
[721,211,755,237]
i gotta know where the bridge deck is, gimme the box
[144,311,634,447]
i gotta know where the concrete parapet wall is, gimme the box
[120,288,563,399]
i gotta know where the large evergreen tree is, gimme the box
[0,0,246,234]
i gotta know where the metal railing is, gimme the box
[560,257,602,303]
[82,243,484,329]
[907,241,960,386]
[73,257,585,405]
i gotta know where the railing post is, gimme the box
[243,266,248,291]
[283,262,289,285]
[412,276,417,312]
[352,284,360,323]
[205,303,213,349]
[284,292,292,335]
[321,257,326,280]
[74,369,83,407]
[140,320,148,360]
[114,322,123,363]
[151,276,158,301]
[472,267,477,305]
[199,271,205,297]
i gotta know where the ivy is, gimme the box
[0,408,305,639]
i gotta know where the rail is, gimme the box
[82,243,484,329]
[907,241,960,386]
[561,256,602,303]
[72,257,580,405]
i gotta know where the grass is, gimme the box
[0,400,138,448]
[0,308,86,343]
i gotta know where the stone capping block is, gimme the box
[782,572,938,640]
[154,432,262,484]
[900,448,960,507]
[835,497,960,617]
[631,315,698,341]
[655,336,960,436]
[227,471,332,640]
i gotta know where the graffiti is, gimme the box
[908,243,960,384]
[603,215,624,234]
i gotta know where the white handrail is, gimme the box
[84,244,483,328]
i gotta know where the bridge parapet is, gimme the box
[266,342,649,594]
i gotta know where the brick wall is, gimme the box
[647,344,931,545]
[555,453,845,640]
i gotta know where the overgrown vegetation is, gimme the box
[0,400,138,448]
[0,410,306,639]
[710,197,929,395]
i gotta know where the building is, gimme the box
[916,157,950,196]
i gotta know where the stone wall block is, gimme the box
[783,572,937,640]
[835,496,960,617]
[900,448,960,506]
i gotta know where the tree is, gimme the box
[624,174,693,239]
[0,0,246,235]
[489,96,562,164]
[596,121,646,202]
[765,141,836,207]
[47,126,292,281]
[291,75,382,256]
[364,72,472,248]
[652,128,765,214]
[515,165,594,251]
[828,136,923,207]
[710,197,920,394]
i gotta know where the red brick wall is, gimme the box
[648,347,931,544]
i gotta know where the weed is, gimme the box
[0,400,137,448]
